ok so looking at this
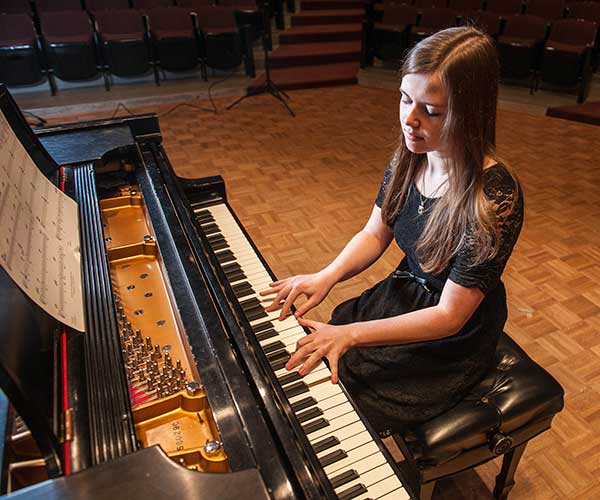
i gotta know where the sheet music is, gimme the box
[0,110,85,332]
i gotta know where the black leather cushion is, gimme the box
[404,332,564,468]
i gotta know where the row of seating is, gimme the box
[0,4,259,94]
[0,0,260,14]
[372,0,599,23]
[363,8,597,101]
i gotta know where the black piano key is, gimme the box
[284,381,309,399]
[246,307,268,322]
[337,484,368,500]
[301,417,329,435]
[194,211,214,223]
[210,239,230,251]
[329,470,360,490]
[267,349,290,364]
[222,262,242,274]
[296,406,323,423]
[207,233,224,243]
[319,449,348,468]
[202,222,220,235]
[312,435,340,454]
[255,328,278,342]
[263,340,286,355]
[232,282,254,298]
[252,321,273,334]
[216,250,235,264]
[278,371,302,387]
[225,269,246,283]
[291,396,318,414]
[240,297,262,310]
[270,355,291,372]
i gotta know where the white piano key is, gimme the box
[367,480,410,500]
[336,465,400,498]
[309,420,366,447]
[308,406,360,442]
[317,429,373,458]
[323,441,381,475]
[290,379,343,406]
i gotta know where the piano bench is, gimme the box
[393,332,564,500]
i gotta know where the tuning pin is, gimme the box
[145,336,152,349]
[165,354,172,367]
[176,359,182,370]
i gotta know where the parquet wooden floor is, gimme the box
[48,85,600,499]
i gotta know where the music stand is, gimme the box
[227,0,295,117]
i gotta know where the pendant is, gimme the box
[418,203,425,216]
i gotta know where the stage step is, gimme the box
[301,0,365,10]
[269,42,361,68]
[247,62,359,92]
[279,23,362,44]
[291,9,364,26]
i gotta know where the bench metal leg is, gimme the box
[493,442,527,499]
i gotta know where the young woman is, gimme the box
[261,27,524,433]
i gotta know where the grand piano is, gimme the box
[0,84,417,500]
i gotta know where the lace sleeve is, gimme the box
[375,163,394,208]
[448,164,524,294]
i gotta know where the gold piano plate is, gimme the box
[99,184,229,473]
[132,390,228,473]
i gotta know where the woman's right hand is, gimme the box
[260,271,336,321]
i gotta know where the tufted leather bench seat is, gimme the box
[393,332,564,500]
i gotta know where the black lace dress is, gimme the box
[334,163,524,433]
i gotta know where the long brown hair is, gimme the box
[381,27,516,274]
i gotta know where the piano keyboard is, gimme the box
[192,203,410,500]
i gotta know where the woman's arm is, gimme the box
[262,205,394,319]
[287,279,485,383]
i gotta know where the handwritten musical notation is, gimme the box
[0,110,85,331]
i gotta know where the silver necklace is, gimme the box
[417,174,447,216]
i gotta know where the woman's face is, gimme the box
[399,72,449,155]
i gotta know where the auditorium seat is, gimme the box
[371,3,418,62]
[0,13,46,86]
[95,8,156,80]
[35,0,84,12]
[86,0,132,12]
[466,10,502,37]
[131,0,174,10]
[414,0,450,13]
[188,5,251,76]
[39,10,105,87]
[408,7,457,45]
[148,6,201,72]
[448,0,482,24]
[525,0,566,20]
[567,0,600,66]
[0,0,31,14]
[220,0,264,41]
[392,332,564,500]
[497,14,547,81]
[538,18,597,102]
[447,0,482,20]
[485,0,523,17]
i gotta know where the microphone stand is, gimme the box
[227,0,295,117]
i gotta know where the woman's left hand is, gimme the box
[286,318,356,384]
